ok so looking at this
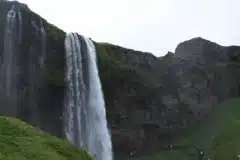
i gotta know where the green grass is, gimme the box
[130,98,240,160]
[0,116,93,160]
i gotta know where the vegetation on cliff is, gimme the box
[0,116,93,160]
[96,42,160,121]
[130,98,240,160]
[95,38,240,158]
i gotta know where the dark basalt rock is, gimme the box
[97,37,240,156]
[0,1,65,137]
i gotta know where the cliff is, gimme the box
[0,1,240,159]
[0,1,65,137]
[97,38,240,155]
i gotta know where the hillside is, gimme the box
[129,98,240,160]
[0,116,93,160]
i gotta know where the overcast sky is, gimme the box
[17,0,240,56]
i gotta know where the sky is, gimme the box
[17,0,240,56]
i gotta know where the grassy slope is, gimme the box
[0,116,93,160]
[131,98,240,160]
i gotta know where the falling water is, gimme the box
[0,5,22,115]
[31,20,38,36]
[2,5,17,97]
[39,19,46,68]
[64,33,113,160]
[64,33,85,146]
[30,19,46,68]
[17,8,22,45]
[26,18,47,125]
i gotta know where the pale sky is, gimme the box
[17,0,240,56]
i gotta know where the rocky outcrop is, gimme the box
[175,37,239,102]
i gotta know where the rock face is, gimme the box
[175,37,239,102]
[0,1,65,137]
[0,1,240,158]
[96,38,240,156]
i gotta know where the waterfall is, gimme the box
[39,19,46,68]
[26,17,47,125]
[2,5,17,96]
[64,33,113,160]
[64,33,85,146]
[17,8,22,45]
[31,20,38,36]
[0,5,22,115]
[31,19,46,68]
